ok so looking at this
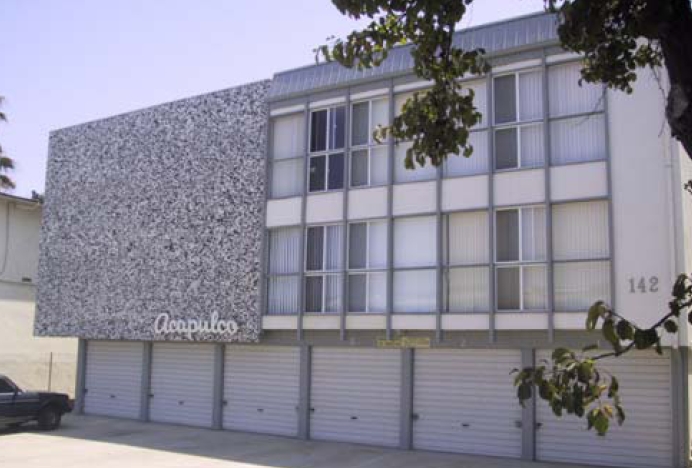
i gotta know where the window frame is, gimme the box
[308,105,346,194]
[304,224,344,314]
[349,97,389,189]
[269,112,306,199]
[347,219,388,313]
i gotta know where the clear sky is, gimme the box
[1,0,545,197]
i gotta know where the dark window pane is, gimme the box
[0,379,15,393]
[351,150,369,187]
[328,153,344,190]
[351,102,369,146]
[497,267,520,310]
[309,155,326,192]
[329,106,345,149]
[496,210,519,262]
[306,226,324,271]
[310,110,327,152]
[494,75,517,124]
[349,274,367,312]
[495,128,518,170]
[349,223,367,269]
[305,276,323,312]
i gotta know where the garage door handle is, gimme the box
[109,394,116,399]
[149,394,154,398]
[178,400,185,405]
[310,408,315,412]
[350,416,358,420]
[222,400,228,406]
[257,408,264,413]
[535,422,543,429]
[461,423,470,428]
[514,420,522,428]
[411,413,419,421]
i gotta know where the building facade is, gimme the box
[36,13,691,468]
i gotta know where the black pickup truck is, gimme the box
[0,374,72,430]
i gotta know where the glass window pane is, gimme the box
[351,149,369,187]
[349,223,367,269]
[549,62,604,117]
[394,269,436,313]
[497,267,520,310]
[394,141,437,182]
[462,80,487,128]
[523,265,547,310]
[325,225,343,270]
[550,114,606,165]
[309,156,326,192]
[496,210,519,262]
[271,158,303,198]
[447,211,489,265]
[447,266,489,312]
[329,106,346,150]
[520,124,544,168]
[553,201,610,260]
[368,220,388,269]
[522,206,546,262]
[310,110,327,152]
[368,272,387,312]
[394,216,437,267]
[444,130,489,177]
[371,98,389,134]
[518,71,543,121]
[328,153,344,190]
[305,276,323,312]
[306,226,324,271]
[494,75,517,124]
[352,102,369,147]
[325,274,342,313]
[272,113,305,160]
[348,273,367,312]
[370,146,389,185]
[554,261,611,311]
[269,227,301,274]
[495,127,518,170]
[268,276,300,315]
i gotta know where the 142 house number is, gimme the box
[628,276,659,293]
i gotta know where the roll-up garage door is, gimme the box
[84,341,144,419]
[223,346,300,436]
[413,349,523,458]
[536,350,672,468]
[310,347,401,447]
[149,343,215,427]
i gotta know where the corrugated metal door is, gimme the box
[413,349,523,458]
[149,343,215,427]
[223,346,300,436]
[310,347,401,447]
[536,350,672,468]
[84,341,143,419]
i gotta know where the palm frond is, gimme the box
[0,175,15,190]
[0,156,14,170]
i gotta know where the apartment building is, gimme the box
[35,13,691,468]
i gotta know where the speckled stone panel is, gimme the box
[35,80,271,342]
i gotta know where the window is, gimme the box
[309,106,346,193]
[270,113,305,198]
[351,147,388,187]
[305,225,344,313]
[393,216,437,313]
[394,142,437,183]
[493,71,545,170]
[495,206,547,311]
[444,211,490,312]
[267,227,301,315]
[444,130,489,177]
[0,378,15,393]
[548,61,606,165]
[552,201,611,311]
[350,98,389,188]
[348,220,387,312]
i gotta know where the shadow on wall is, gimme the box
[1,353,75,396]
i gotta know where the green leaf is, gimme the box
[517,382,532,403]
[663,319,678,334]
[594,410,610,436]
[616,320,634,341]
[582,343,599,353]
[615,405,626,425]
[552,348,572,363]
[602,318,619,347]
[608,376,619,397]
[586,301,605,330]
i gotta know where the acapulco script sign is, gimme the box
[153,312,239,340]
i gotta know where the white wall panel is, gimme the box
[550,161,608,201]
[266,197,302,227]
[306,192,344,224]
[348,186,388,219]
[441,175,489,211]
[494,169,545,206]
[392,181,437,216]
[552,200,609,260]
[441,314,489,330]
[550,114,606,165]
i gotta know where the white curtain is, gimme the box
[394,216,437,267]
[394,269,436,313]
[519,70,543,122]
[394,141,437,183]
[368,272,387,312]
[368,220,388,269]
[271,158,303,198]
[548,61,604,117]
[520,124,544,168]
[444,130,489,177]
[461,80,488,128]
[371,98,390,135]
[272,113,305,160]
[447,266,489,312]
[554,261,610,311]
[552,200,609,260]
[324,274,342,313]
[521,206,546,262]
[325,225,344,271]
[370,146,389,186]
[550,114,606,165]
[269,227,302,274]
[446,211,489,265]
[523,265,547,310]
[267,276,300,315]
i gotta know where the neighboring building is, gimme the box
[0,193,77,395]
[35,13,691,468]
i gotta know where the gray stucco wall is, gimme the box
[35,80,270,342]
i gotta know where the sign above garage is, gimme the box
[153,312,239,340]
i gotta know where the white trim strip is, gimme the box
[492,59,542,74]
[546,52,582,65]
[309,96,347,109]
[351,88,389,102]
[270,104,306,117]
[394,80,433,93]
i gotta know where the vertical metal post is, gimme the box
[139,342,152,422]
[435,162,444,342]
[399,348,414,450]
[487,72,497,343]
[298,101,310,341]
[521,348,536,460]
[259,103,272,328]
[298,344,312,440]
[212,343,225,430]
[386,81,395,340]
[340,90,352,341]
[603,87,616,313]
[671,347,690,468]
[542,52,555,343]
[74,338,87,415]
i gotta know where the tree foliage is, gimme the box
[320,0,692,435]
[0,96,15,191]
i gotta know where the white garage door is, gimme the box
[149,343,215,427]
[413,349,523,458]
[536,350,672,468]
[84,341,144,419]
[223,346,300,436]
[310,347,401,447]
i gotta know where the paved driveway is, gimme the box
[0,415,595,468]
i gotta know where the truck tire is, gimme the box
[37,406,62,431]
